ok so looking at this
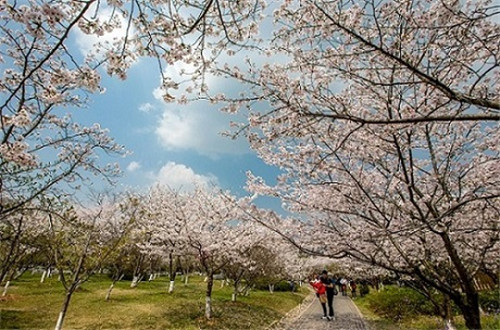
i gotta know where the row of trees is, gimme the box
[0,187,321,330]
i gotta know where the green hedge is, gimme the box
[253,279,295,292]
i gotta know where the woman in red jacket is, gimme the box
[310,275,328,319]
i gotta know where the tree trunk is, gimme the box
[2,281,10,297]
[168,254,176,293]
[54,290,74,330]
[455,292,481,330]
[184,274,189,286]
[105,283,115,301]
[131,275,142,288]
[232,281,240,302]
[205,274,214,319]
[268,284,274,294]
[445,319,457,330]
[40,270,47,283]
[443,294,455,329]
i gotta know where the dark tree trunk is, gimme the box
[454,291,481,330]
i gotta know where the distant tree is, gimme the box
[43,195,135,330]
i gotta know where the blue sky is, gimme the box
[69,24,284,211]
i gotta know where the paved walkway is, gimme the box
[272,292,369,330]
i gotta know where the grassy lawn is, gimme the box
[352,289,500,330]
[0,273,307,330]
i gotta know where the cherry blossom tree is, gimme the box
[0,205,44,296]
[242,120,499,330]
[42,194,136,330]
[221,222,276,301]
[204,2,500,329]
[139,186,189,293]
[165,187,257,319]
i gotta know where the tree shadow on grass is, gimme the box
[0,309,30,329]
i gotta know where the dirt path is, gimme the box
[272,292,369,330]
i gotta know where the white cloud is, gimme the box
[139,102,155,113]
[155,104,249,158]
[127,161,141,172]
[156,162,218,192]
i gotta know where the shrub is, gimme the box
[274,280,295,292]
[360,283,370,296]
[479,288,500,314]
[253,279,294,292]
[365,286,437,322]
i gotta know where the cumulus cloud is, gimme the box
[127,161,141,172]
[155,104,249,158]
[156,162,219,192]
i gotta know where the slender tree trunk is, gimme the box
[232,280,240,302]
[105,283,115,301]
[184,274,189,286]
[205,274,214,319]
[168,280,175,293]
[40,270,47,283]
[130,275,142,288]
[268,284,274,294]
[13,268,26,281]
[106,275,121,302]
[2,281,10,297]
[0,218,23,285]
[168,253,176,293]
[54,290,74,330]
[443,294,455,329]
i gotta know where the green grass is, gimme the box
[352,288,500,330]
[0,273,307,330]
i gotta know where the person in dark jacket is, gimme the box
[320,270,335,321]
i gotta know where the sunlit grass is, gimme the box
[0,273,307,330]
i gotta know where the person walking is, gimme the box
[351,280,357,297]
[309,274,328,320]
[320,270,336,321]
[340,278,348,296]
